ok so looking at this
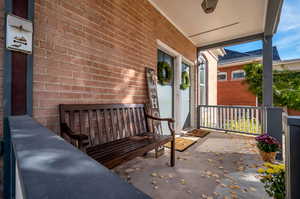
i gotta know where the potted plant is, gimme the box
[257,163,285,199]
[255,134,280,162]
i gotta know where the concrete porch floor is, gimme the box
[113,131,271,199]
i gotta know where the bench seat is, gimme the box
[59,104,175,169]
[87,134,172,168]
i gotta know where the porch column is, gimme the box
[3,0,35,198]
[174,56,182,133]
[262,35,273,106]
[263,36,283,159]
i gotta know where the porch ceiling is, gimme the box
[149,0,281,47]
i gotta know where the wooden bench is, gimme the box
[59,104,175,169]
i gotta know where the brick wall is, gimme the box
[217,65,257,106]
[33,0,196,133]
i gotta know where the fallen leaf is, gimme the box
[213,192,219,196]
[206,171,213,176]
[168,173,174,178]
[125,168,135,173]
[228,185,240,189]
[151,180,157,185]
[212,174,220,178]
[250,187,257,192]
[180,179,186,185]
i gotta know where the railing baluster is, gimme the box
[251,108,254,133]
[227,107,230,128]
[213,107,216,127]
[206,107,208,128]
[196,105,264,135]
[210,107,213,128]
[223,107,226,130]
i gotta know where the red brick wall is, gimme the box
[33,0,196,133]
[288,109,300,116]
[217,65,257,106]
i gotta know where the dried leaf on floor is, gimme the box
[180,179,186,185]
[153,185,158,190]
[228,185,240,189]
[125,168,135,173]
[151,180,157,185]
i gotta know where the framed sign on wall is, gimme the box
[6,14,33,54]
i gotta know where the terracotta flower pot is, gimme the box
[259,150,276,162]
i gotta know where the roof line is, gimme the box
[197,33,264,51]
[264,0,284,36]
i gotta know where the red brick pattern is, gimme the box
[217,65,257,106]
[33,0,196,133]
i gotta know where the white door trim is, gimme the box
[156,40,196,132]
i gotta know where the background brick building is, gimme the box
[217,47,280,106]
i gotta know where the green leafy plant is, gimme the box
[157,61,173,85]
[257,163,285,199]
[225,118,262,134]
[180,71,190,90]
[244,63,300,110]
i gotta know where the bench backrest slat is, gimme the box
[60,104,148,146]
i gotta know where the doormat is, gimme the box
[165,138,197,152]
[186,129,210,138]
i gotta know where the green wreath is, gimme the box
[157,61,173,85]
[180,71,190,90]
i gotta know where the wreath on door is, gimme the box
[180,71,190,90]
[157,61,173,85]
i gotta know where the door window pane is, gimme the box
[198,55,207,105]
[157,50,174,134]
[180,62,191,129]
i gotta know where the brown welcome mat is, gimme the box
[165,138,197,152]
[186,129,210,138]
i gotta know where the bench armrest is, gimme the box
[61,123,88,141]
[145,114,175,136]
[60,123,89,151]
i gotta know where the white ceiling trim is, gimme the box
[148,0,196,45]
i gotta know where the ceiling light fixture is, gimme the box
[201,0,219,14]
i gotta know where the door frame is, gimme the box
[157,40,195,133]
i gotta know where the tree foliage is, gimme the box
[244,63,300,110]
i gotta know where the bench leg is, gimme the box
[170,140,175,167]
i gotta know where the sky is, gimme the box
[226,0,300,61]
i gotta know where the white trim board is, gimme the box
[156,39,197,131]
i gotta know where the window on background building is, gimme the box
[218,72,227,81]
[232,70,245,80]
[198,54,207,105]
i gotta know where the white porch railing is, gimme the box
[197,105,265,135]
